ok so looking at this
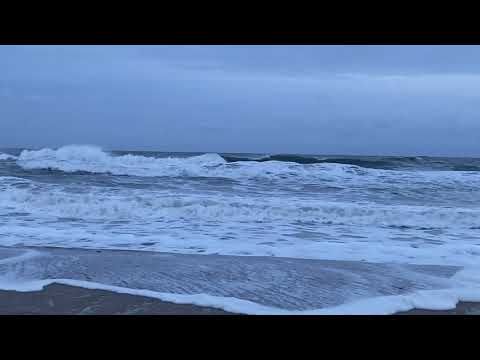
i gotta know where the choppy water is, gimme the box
[1,145,480,266]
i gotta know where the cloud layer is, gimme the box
[1,45,479,156]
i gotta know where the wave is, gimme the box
[0,153,17,161]
[2,180,480,229]
[3,274,480,315]
[17,145,227,177]
[16,145,377,180]
[9,145,480,175]
[0,248,479,314]
[222,153,480,171]
[13,146,480,187]
[222,154,321,164]
[224,154,392,166]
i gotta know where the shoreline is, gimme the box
[0,283,233,315]
[397,302,480,315]
[1,282,479,315]
[0,246,477,315]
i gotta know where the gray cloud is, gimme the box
[1,45,480,156]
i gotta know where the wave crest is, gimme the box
[2,179,480,229]
[222,154,480,171]
[14,145,480,186]
[17,145,226,177]
[16,145,374,180]
[0,153,17,161]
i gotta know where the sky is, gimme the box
[1,45,480,156]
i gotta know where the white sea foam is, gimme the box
[16,145,360,181]
[18,145,226,177]
[1,181,480,228]
[16,146,480,192]
[11,145,373,179]
[1,164,480,267]
[1,246,479,314]
[1,276,480,315]
[0,153,17,161]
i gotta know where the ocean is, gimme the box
[1,144,480,313]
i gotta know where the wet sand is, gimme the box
[0,283,232,315]
[0,246,478,315]
[397,302,480,315]
[0,282,478,315]
[0,246,462,311]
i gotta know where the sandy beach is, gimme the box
[397,303,480,315]
[0,282,479,315]
[0,246,477,315]
[0,283,232,315]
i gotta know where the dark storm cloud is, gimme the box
[1,45,480,156]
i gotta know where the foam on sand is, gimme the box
[1,268,480,315]
[1,246,479,314]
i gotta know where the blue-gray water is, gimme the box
[1,145,480,267]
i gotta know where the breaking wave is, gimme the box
[13,146,480,196]
[17,145,227,177]
[0,153,17,161]
[223,154,480,171]
[16,145,381,180]
[2,178,480,229]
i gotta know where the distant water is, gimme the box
[1,144,480,267]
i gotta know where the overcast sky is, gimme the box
[1,45,480,156]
